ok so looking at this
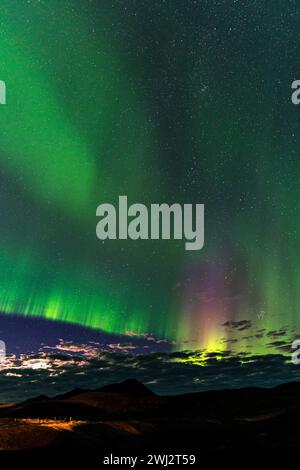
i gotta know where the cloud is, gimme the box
[267,330,286,338]
[222,320,252,331]
[125,330,171,345]
[0,344,298,403]
[267,339,292,353]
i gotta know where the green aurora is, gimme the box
[0,0,299,355]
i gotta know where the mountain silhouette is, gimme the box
[97,378,155,396]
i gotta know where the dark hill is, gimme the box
[97,378,155,396]
[0,380,300,463]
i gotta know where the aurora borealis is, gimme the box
[0,0,300,364]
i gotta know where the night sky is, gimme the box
[0,0,300,399]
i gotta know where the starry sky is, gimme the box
[0,0,300,394]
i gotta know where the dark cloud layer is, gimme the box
[1,347,299,403]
